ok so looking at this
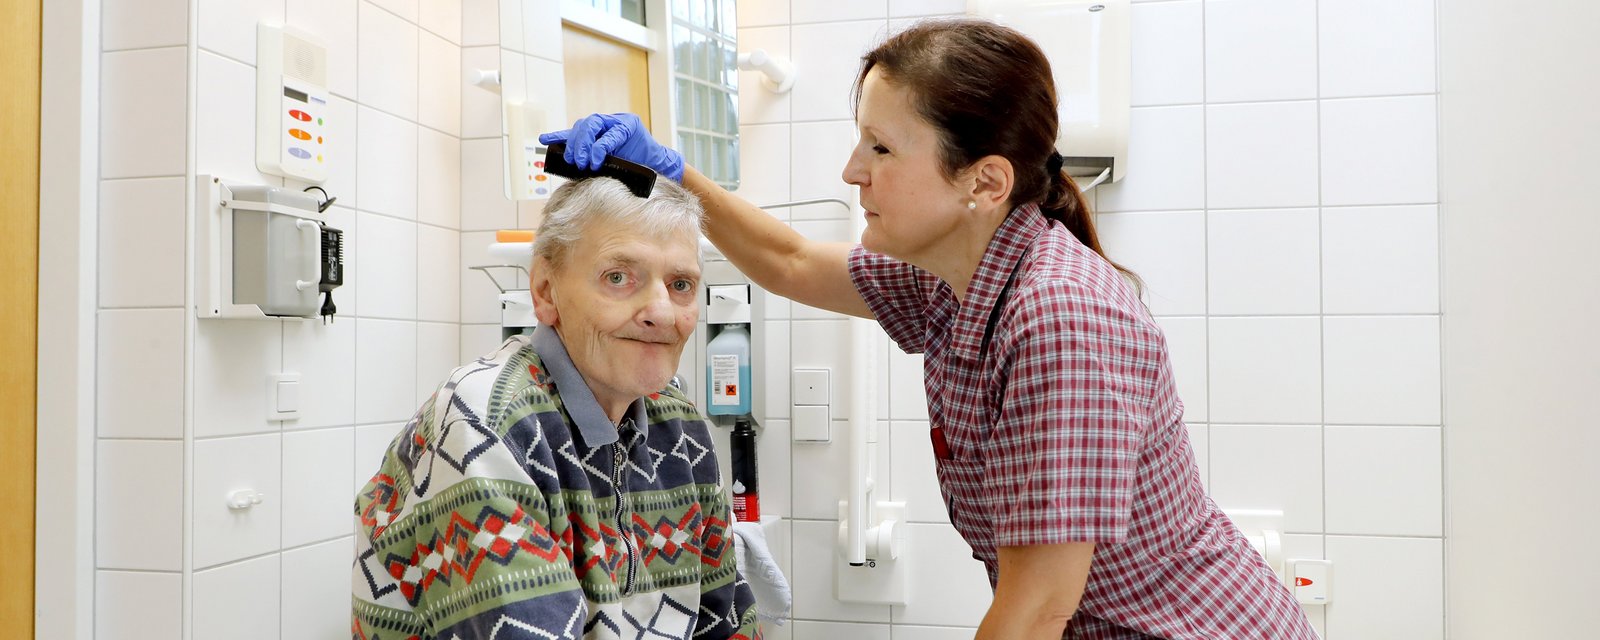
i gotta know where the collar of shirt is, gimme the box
[529,324,649,447]
[940,202,1049,346]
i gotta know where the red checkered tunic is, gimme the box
[849,204,1317,639]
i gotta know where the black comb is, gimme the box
[542,142,658,198]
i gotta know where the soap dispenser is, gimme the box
[705,284,753,417]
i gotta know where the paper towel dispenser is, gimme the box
[968,0,1131,186]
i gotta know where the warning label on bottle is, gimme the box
[712,355,739,405]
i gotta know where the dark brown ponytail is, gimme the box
[853,19,1141,291]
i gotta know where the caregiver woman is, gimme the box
[543,19,1316,640]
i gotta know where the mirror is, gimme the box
[492,0,739,200]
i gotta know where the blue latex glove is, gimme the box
[538,113,685,183]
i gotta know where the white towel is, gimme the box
[730,520,792,626]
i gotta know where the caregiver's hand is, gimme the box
[538,112,685,183]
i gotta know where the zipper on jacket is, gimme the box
[613,438,638,596]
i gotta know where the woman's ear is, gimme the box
[529,258,560,327]
[968,154,1015,212]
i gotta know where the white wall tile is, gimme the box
[96,440,183,570]
[103,0,186,51]
[522,0,563,62]
[418,129,463,229]
[420,0,463,43]
[888,0,965,17]
[461,138,518,230]
[1208,318,1321,424]
[282,537,356,639]
[356,319,420,423]
[196,51,283,184]
[762,320,793,421]
[1204,0,1317,102]
[1097,211,1207,315]
[1131,0,1203,106]
[791,320,858,412]
[889,421,944,524]
[738,0,790,27]
[417,322,462,399]
[886,348,927,421]
[791,422,891,520]
[1325,536,1444,639]
[1096,106,1206,212]
[197,0,282,65]
[102,48,186,179]
[1321,96,1439,206]
[1207,209,1320,315]
[1156,317,1207,423]
[461,0,498,46]
[369,0,418,23]
[1186,423,1208,489]
[892,627,977,640]
[793,0,887,23]
[193,553,281,640]
[323,97,361,209]
[357,107,420,219]
[460,46,504,138]
[282,317,357,429]
[97,309,184,439]
[734,123,792,208]
[359,0,420,120]
[282,428,356,546]
[738,27,793,124]
[459,230,503,324]
[419,31,464,136]
[1320,0,1437,98]
[460,324,506,364]
[793,621,890,640]
[1326,426,1441,536]
[417,224,462,323]
[193,433,283,569]
[892,524,992,626]
[194,319,282,438]
[1323,205,1439,314]
[356,211,419,319]
[1324,316,1441,425]
[1209,425,1322,532]
[790,120,857,219]
[791,520,893,623]
[286,0,359,99]
[354,422,407,492]
[96,570,182,640]
[1206,102,1320,209]
[790,20,883,122]
[497,0,524,54]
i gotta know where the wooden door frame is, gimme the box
[2,0,41,633]
[36,0,99,637]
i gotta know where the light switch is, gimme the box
[268,373,301,421]
[792,404,830,442]
[792,368,830,406]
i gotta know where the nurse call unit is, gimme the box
[256,23,330,183]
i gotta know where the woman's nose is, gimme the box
[842,149,868,187]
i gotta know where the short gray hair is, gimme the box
[532,177,705,272]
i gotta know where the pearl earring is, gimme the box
[967,201,977,210]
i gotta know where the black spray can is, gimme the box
[730,418,760,522]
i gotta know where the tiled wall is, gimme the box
[711,0,1444,638]
[96,0,464,637]
[91,0,1442,637]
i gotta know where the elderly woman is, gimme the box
[351,177,760,640]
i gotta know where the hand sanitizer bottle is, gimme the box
[706,324,752,416]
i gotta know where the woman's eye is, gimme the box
[872,145,890,154]
[605,272,627,285]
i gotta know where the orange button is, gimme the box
[288,128,311,140]
[534,174,547,182]
[317,136,324,144]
